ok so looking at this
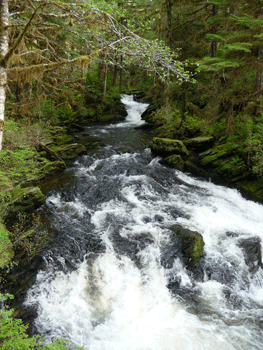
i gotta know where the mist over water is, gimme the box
[25,95,263,350]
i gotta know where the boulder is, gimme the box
[150,137,189,157]
[11,186,45,213]
[184,136,214,152]
[169,224,204,268]
[184,161,208,178]
[163,154,185,171]
[55,143,86,160]
[238,237,262,273]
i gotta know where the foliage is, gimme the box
[0,224,13,269]
[10,212,48,258]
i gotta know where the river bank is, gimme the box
[0,94,127,288]
[140,99,263,204]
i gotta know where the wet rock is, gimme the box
[184,161,208,178]
[11,186,45,213]
[184,136,214,152]
[169,224,204,268]
[150,137,189,157]
[55,143,86,160]
[162,154,185,172]
[110,231,154,265]
[38,160,66,178]
[141,103,158,124]
[238,237,262,273]
[78,136,104,149]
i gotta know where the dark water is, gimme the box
[25,95,263,350]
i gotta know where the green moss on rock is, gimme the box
[200,144,237,166]
[163,154,185,171]
[54,143,86,160]
[150,137,189,156]
[170,224,204,268]
[38,160,66,176]
[236,179,263,202]
[184,136,214,151]
[11,186,45,213]
[184,161,208,178]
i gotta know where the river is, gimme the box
[24,95,263,350]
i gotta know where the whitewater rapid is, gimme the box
[25,95,263,350]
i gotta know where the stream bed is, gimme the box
[24,95,263,350]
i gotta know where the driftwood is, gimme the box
[35,141,66,168]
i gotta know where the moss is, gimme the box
[236,179,263,202]
[48,126,74,145]
[163,154,185,171]
[200,143,238,166]
[170,224,204,268]
[184,136,214,151]
[185,233,204,266]
[10,186,45,213]
[184,161,208,178]
[150,137,189,156]
[0,222,14,268]
[38,160,66,176]
[52,143,86,160]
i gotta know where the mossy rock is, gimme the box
[11,186,45,213]
[163,154,185,171]
[77,135,104,149]
[152,125,175,139]
[53,134,75,146]
[141,103,158,124]
[150,137,189,156]
[200,144,237,166]
[184,161,208,178]
[184,136,214,152]
[236,179,263,202]
[54,143,86,160]
[170,224,204,268]
[38,160,66,177]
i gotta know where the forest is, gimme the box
[1,0,263,348]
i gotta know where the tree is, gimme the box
[0,0,9,153]
[0,0,191,153]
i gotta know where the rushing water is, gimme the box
[25,95,263,350]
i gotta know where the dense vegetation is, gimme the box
[1,0,263,348]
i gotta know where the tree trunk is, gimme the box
[165,70,170,116]
[112,58,118,87]
[0,0,9,152]
[119,55,123,92]
[256,48,263,96]
[165,0,172,47]
[211,4,218,58]
[103,60,108,102]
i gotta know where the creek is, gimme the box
[24,95,263,350]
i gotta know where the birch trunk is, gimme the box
[0,0,9,152]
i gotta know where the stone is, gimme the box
[150,137,189,156]
[184,136,214,152]
[169,224,204,268]
[55,143,86,160]
[163,154,185,171]
[11,186,45,213]
[238,237,262,273]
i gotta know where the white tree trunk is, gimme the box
[0,0,9,152]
